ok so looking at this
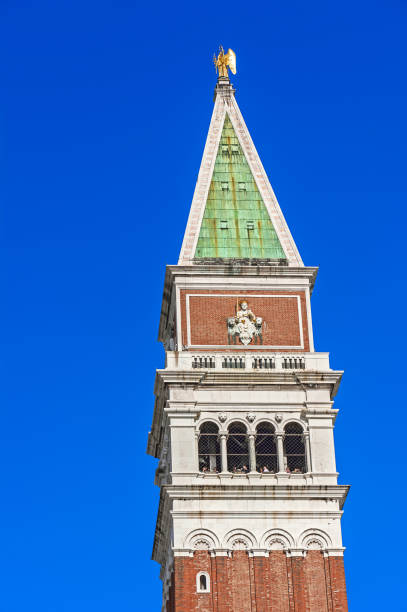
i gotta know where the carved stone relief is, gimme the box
[227,300,263,345]
[193,539,211,550]
[305,538,324,550]
[267,537,288,550]
[231,537,249,550]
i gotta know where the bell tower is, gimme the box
[147,50,349,612]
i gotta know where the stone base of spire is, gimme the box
[214,76,235,102]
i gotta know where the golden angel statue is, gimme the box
[213,46,236,77]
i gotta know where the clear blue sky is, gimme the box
[2,1,406,610]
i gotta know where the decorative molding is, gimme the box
[223,528,257,550]
[231,537,250,550]
[260,528,295,550]
[185,293,304,349]
[299,528,332,550]
[184,528,220,550]
[286,549,306,557]
[305,538,324,550]
[268,537,289,550]
[193,539,211,550]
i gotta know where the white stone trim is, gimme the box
[185,293,304,349]
[223,528,257,549]
[299,528,332,550]
[210,549,230,557]
[326,548,345,557]
[249,549,269,557]
[173,545,343,557]
[281,416,307,431]
[184,528,220,550]
[174,511,344,520]
[260,528,295,550]
[286,549,306,557]
[304,287,314,352]
[175,285,182,353]
[178,97,226,263]
[173,549,194,557]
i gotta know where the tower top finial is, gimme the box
[213,46,236,78]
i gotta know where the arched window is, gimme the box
[196,571,210,593]
[283,423,306,473]
[255,422,277,473]
[227,422,249,473]
[198,422,221,473]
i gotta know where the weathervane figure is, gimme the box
[213,46,236,77]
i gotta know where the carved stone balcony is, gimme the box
[165,351,331,372]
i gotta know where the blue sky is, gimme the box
[2,1,407,610]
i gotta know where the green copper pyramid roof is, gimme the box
[194,115,286,260]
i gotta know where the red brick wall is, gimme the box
[304,551,329,611]
[179,289,310,352]
[328,556,348,612]
[165,551,348,612]
[269,552,290,611]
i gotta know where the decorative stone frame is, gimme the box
[195,415,312,475]
[282,420,310,474]
[179,527,342,559]
[185,529,220,551]
[196,571,210,593]
[260,528,295,551]
[223,528,257,550]
[299,529,331,551]
[184,293,304,349]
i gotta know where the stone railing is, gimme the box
[165,352,330,372]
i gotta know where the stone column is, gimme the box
[194,432,199,472]
[248,434,256,472]
[304,432,312,473]
[220,434,228,472]
[277,433,284,472]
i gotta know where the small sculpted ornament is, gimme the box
[227,300,263,345]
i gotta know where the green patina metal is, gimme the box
[194,114,286,260]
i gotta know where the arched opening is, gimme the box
[283,422,306,473]
[227,422,249,473]
[255,422,277,473]
[198,422,221,473]
[196,571,210,593]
